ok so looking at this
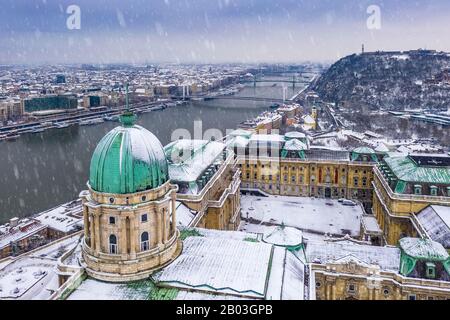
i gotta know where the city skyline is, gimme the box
[1,0,450,64]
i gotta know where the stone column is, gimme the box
[130,215,136,255]
[89,214,95,249]
[326,283,331,300]
[83,207,89,241]
[157,209,163,246]
[373,288,380,300]
[94,213,101,253]
[162,209,167,243]
[331,284,336,300]
[121,215,128,255]
[171,195,177,234]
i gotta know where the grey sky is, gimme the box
[1,0,449,64]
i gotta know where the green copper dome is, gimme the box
[89,113,169,194]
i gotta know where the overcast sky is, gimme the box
[1,0,450,64]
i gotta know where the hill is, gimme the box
[311,50,450,111]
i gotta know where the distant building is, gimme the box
[0,99,23,122]
[82,94,110,109]
[22,94,77,113]
[55,74,66,84]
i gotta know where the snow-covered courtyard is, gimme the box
[240,195,364,237]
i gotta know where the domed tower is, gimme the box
[80,111,181,282]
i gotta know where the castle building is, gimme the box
[79,112,182,282]
[308,237,450,300]
[229,131,381,211]
[372,154,450,245]
[164,139,241,231]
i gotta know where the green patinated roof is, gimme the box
[394,180,407,193]
[89,113,169,194]
[399,237,449,261]
[383,155,450,184]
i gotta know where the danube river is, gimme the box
[0,81,301,223]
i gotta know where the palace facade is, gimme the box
[229,130,382,211]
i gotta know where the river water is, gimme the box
[0,80,301,223]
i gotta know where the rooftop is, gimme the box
[306,239,401,272]
[416,205,450,248]
[399,237,449,261]
[383,154,450,184]
[164,139,226,186]
[68,228,305,300]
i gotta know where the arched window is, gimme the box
[109,234,118,254]
[141,232,149,251]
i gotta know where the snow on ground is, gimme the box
[241,195,363,237]
[155,236,273,298]
[391,54,410,61]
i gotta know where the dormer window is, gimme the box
[426,262,436,279]
[430,186,438,196]
[414,185,422,195]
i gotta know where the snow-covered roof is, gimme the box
[229,129,253,139]
[34,203,83,233]
[285,131,306,139]
[262,226,303,247]
[0,220,47,249]
[416,205,450,248]
[227,136,250,148]
[302,115,315,124]
[362,215,382,234]
[249,134,285,144]
[155,236,273,298]
[306,240,401,272]
[165,139,226,183]
[353,146,376,154]
[283,139,307,151]
[399,237,449,261]
[175,201,197,228]
[375,143,390,153]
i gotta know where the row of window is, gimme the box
[109,213,148,225]
[241,163,370,175]
[413,185,450,197]
[108,195,148,204]
[108,232,150,254]
[244,173,369,187]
